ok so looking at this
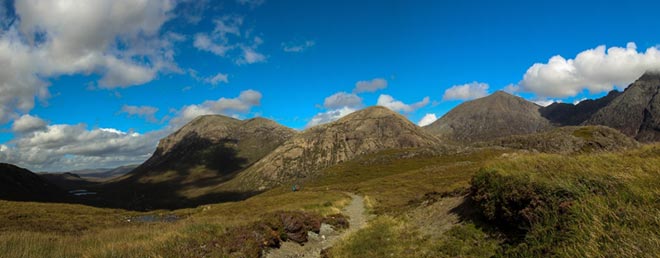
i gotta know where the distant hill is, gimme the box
[0,163,67,202]
[76,164,138,179]
[540,90,622,126]
[585,72,660,142]
[424,91,552,143]
[226,106,442,191]
[482,126,639,153]
[101,115,297,209]
[41,164,138,180]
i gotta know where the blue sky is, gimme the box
[1,0,660,171]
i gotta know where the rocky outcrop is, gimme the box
[585,72,660,142]
[424,91,552,143]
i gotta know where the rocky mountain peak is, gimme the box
[423,91,551,142]
[585,72,660,142]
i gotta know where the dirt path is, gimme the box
[265,193,368,258]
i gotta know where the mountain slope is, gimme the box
[482,126,639,154]
[540,90,622,126]
[101,115,296,209]
[226,106,442,190]
[0,163,66,202]
[424,91,552,143]
[585,72,660,142]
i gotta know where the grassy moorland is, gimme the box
[327,144,660,258]
[1,144,658,257]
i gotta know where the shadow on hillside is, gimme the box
[42,134,264,211]
[449,195,526,244]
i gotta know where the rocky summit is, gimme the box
[423,91,552,143]
[585,71,660,142]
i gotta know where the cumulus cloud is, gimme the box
[306,91,365,128]
[0,0,178,122]
[377,94,429,113]
[0,122,167,171]
[417,113,437,127]
[11,114,47,133]
[442,82,489,101]
[120,105,159,123]
[282,40,315,53]
[171,89,262,125]
[520,42,660,98]
[354,78,388,93]
[502,83,520,94]
[204,73,229,85]
[306,106,357,128]
[323,92,363,109]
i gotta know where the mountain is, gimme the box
[41,164,138,181]
[482,126,639,153]
[585,72,660,142]
[424,91,552,143]
[540,90,622,126]
[225,106,442,191]
[124,115,296,181]
[0,163,67,202]
[101,115,296,209]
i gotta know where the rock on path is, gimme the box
[265,193,368,258]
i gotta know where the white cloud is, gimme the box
[306,106,357,128]
[354,78,388,93]
[193,33,233,56]
[0,122,168,171]
[442,82,489,101]
[120,105,159,123]
[531,99,560,107]
[417,113,437,127]
[11,114,47,133]
[282,40,315,53]
[502,83,520,94]
[306,90,366,128]
[520,42,660,98]
[377,94,430,113]
[323,92,363,109]
[573,98,587,105]
[0,0,178,122]
[204,73,229,85]
[171,89,262,125]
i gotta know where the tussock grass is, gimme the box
[472,144,660,257]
